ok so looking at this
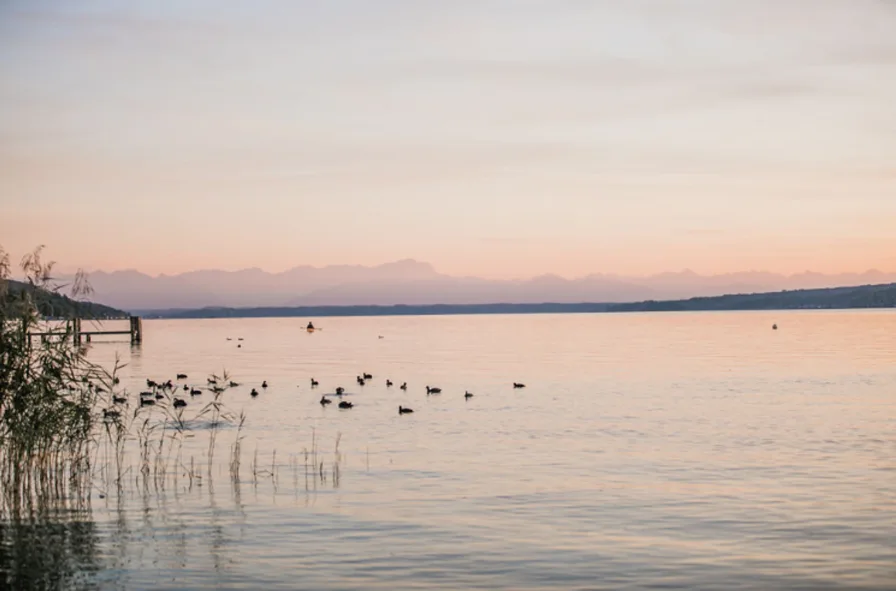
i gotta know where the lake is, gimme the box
[2,310,895,590]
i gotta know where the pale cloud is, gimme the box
[1,0,894,277]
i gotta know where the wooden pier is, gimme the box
[28,316,143,345]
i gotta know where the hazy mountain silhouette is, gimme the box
[70,261,896,311]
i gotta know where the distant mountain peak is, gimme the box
[65,261,896,311]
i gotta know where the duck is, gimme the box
[112,377,120,385]
[338,401,354,409]
[335,386,345,395]
[426,386,442,395]
[320,396,332,406]
[140,398,155,407]
[386,379,393,387]
[183,384,189,391]
[261,380,268,389]
[513,382,526,389]
[176,373,188,380]
[139,391,153,398]
[229,381,240,387]
[357,376,366,386]
[772,323,778,330]
[207,377,217,385]
[190,388,202,396]
[250,388,259,397]
[400,382,407,391]
[363,372,373,380]
[146,379,157,388]
[154,393,164,400]
[398,406,413,414]
[173,398,187,408]
[113,395,127,404]
[102,408,121,419]
[465,391,473,399]
[310,378,319,387]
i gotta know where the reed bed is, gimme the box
[0,246,344,519]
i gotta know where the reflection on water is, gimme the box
[0,509,101,591]
[2,311,895,590]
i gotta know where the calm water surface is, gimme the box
[2,311,895,590]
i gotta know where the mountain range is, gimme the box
[63,260,896,313]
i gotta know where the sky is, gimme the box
[1,0,895,279]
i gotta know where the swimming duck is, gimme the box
[113,395,127,404]
[400,382,407,391]
[335,386,345,395]
[426,386,442,395]
[320,396,332,406]
[465,391,473,399]
[250,388,259,397]
[399,406,413,414]
[173,398,187,408]
[338,401,354,409]
[310,378,319,387]
[176,373,188,380]
[261,381,268,389]
[190,388,202,396]
[386,379,393,387]
[513,382,526,389]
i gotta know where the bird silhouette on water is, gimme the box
[399,406,413,414]
[173,398,187,408]
[320,396,332,406]
[250,388,259,397]
[465,391,473,399]
[400,382,407,391]
[338,401,354,409]
[311,378,319,387]
[426,386,442,395]
[262,381,268,389]
[513,382,526,389]
[386,379,393,387]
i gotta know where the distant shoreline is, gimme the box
[134,282,896,319]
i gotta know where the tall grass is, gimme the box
[0,245,101,514]
[0,245,344,519]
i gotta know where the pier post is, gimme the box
[72,317,82,345]
[130,316,143,344]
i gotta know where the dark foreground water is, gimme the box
[2,311,894,590]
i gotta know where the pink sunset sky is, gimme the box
[1,0,894,280]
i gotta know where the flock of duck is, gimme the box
[312,373,527,413]
[100,371,528,419]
